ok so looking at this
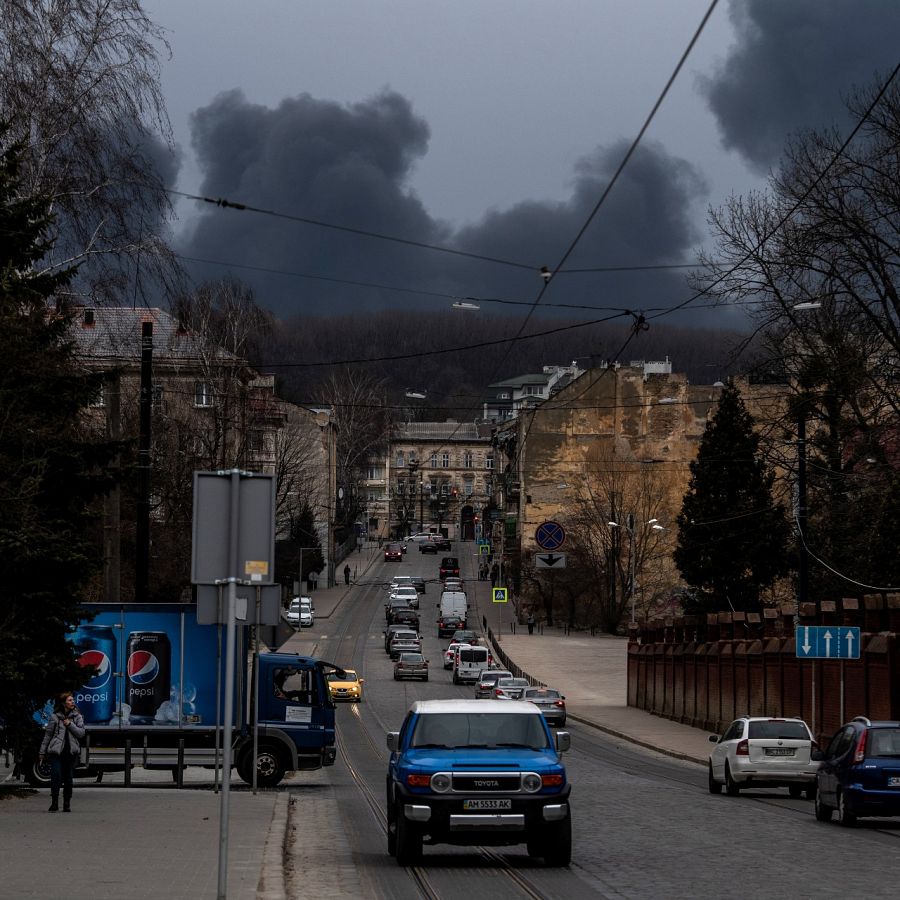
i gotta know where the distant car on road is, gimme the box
[474,669,513,700]
[405,532,435,544]
[521,687,567,726]
[437,614,464,639]
[443,642,465,670]
[389,586,419,609]
[419,539,439,554]
[286,596,314,628]
[439,557,460,579]
[389,630,422,660]
[814,716,900,826]
[450,629,478,646]
[708,716,817,798]
[394,652,429,681]
[326,668,364,703]
[384,544,403,562]
[493,677,530,700]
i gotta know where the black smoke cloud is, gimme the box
[700,0,900,171]
[181,89,710,323]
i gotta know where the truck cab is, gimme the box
[385,699,571,866]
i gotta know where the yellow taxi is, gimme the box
[326,668,364,702]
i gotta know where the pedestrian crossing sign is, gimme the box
[479,544,491,556]
[492,587,508,604]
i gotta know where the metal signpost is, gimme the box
[795,625,861,738]
[191,470,276,900]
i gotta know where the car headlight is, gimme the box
[522,773,542,793]
[431,773,452,793]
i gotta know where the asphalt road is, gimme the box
[285,547,900,899]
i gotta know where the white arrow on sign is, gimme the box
[845,630,855,658]
[823,629,833,657]
[535,553,567,569]
[802,627,812,656]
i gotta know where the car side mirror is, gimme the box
[359,678,365,684]
[555,731,571,753]
[811,749,825,762]
[386,731,400,751]
[708,735,719,743]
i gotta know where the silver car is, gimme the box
[474,669,513,699]
[708,716,818,798]
[389,630,422,660]
[494,677,530,700]
[521,687,567,726]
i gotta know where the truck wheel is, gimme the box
[542,814,572,867]
[238,745,286,788]
[395,802,422,866]
[24,755,52,788]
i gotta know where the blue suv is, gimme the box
[386,699,572,866]
[814,716,900,826]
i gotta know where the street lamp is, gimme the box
[608,517,664,624]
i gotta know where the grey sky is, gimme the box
[143,0,900,324]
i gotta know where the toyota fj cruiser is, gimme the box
[386,699,571,866]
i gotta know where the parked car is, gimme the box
[708,716,818,798]
[384,544,403,562]
[814,716,900,826]
[286,596,314,628]
[474,669,513,699]
[521,687,567,726]
[389,630,422,660]
[326,668,364,702]
[493,677,530,700]
[439,557,460,579]
[437,614,464,639]
[394,652,429,681]
[429,535,452,551]
[419,539,439,554]
[405,532,436,543]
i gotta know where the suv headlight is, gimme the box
[431,773,452,793]
[522,773,542,793]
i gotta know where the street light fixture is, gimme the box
[451,300,480,310]
[608,518,664,624]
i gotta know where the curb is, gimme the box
[256,792,289,900]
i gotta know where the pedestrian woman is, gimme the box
[39,692,85,812]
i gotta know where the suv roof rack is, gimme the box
[852,716,872,726]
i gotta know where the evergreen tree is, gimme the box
[674,382,790,613]
[0,126,118,756]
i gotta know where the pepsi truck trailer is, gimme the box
[21,604,340,789]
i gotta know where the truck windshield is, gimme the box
[411,713,547,750]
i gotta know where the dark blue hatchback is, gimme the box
[814,717,900,826]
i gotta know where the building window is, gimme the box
[464,478,474,496]
[499,392,510,399]
[396,450,405,468]
[440,481,450,496]
[523,385,542,396]
[248,431,264,453]
[88,383,106,408]
[194,381,214,408]
[485,454,494,470]
[430,451,438,468]
[441,452,450,468]
[463,451,473,468]
[396,479,406,495]
[408,451,417,465]
[367,466,380,480]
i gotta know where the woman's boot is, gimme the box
[48,792,59,812]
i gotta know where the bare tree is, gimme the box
[0,0,179,303]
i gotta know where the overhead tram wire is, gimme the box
[167,189,535,272]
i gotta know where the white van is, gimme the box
[439,591,467,621]
[453,645,491,684]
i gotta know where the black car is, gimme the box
[432,536,452,551]
[419,540,439,554]
[437,614,464,639]
[439,557,460,579]
[390,608,420,630]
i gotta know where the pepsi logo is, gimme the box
[127,650,160,685]
[78,650,111,690]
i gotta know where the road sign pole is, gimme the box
[811,659,816,739]
[839,659,844,726]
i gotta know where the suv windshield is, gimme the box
[747,721,810,740]
[411,713,547,749]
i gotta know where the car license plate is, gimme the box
[463,799,511,811]
[888,777,900,787]
[765,748,795,757]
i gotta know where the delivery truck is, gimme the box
[21,603,341,788]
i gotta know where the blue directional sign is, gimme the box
[535,521,566,551]
[795,626,861,660]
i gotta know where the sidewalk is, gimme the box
[473,576,712,765]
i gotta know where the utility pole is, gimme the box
[797,402,809,611]
[135,321,153,602]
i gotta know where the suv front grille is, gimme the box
[452,773,522,792]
